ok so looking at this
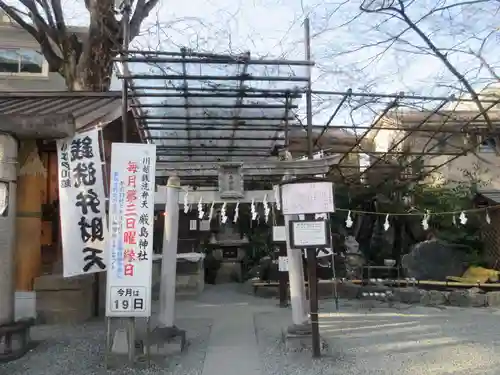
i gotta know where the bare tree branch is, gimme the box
[0,0,159,91]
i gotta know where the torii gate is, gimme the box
[153,155,340,338]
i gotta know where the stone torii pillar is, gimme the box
[0,113,75,361]
[156,176,186,348]
[0,134,18,327]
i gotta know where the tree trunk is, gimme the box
[68,0,118,91]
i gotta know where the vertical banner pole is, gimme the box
[120,0,133,364]
[146,317,151,367]
[328,213,339,311]
[105,317,111,369]
[304,16,321,358]
[278,242,288,308]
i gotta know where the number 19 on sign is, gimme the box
[110,286,147,313]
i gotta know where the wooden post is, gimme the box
[15,141,46,291]
[278,243,288,307]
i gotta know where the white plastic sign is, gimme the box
[290,220,328,248]
[278,256,289,271]
[272,226,286,242]
[281,181,334,215]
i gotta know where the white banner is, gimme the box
[57,129,108,278]
[106,143,156,318]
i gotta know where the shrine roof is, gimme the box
[116,49,312,165]
[0,91,123,130]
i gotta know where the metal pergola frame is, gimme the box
[114,12,500,362]
[116,18,500,189]
[116,44,312,167]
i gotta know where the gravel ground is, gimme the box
[255,298,500,375]
[0,317,212,375]
[5,289,500,375]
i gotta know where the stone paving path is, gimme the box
[176,284,277,375]
[5,283,500,375]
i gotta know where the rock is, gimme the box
[336,282,361,299]
[344,236,365,279]
[246,265,260,279]
[486,291,500,307]
[402,240,470,281]
[359,284,391,297]
[448,288,487,307]
[282,328,328,353]
[420,290,448,306]
[398,287,423,304]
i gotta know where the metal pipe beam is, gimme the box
[131,86,304,95]
[137,115,295,121]
[117,56,314,67]
[143,125,287,131]
[117,74,309,82]
[118,50,314,65]
[313,91,350,149]
[148,136,282,141]
[310,90,500,104]
[131,92,300,99]
[331,95,402,177]
[375,100,500,189]
[360,99,449,178]
[131,103,297,109]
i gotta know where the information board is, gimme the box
[280,181,334,215]
[289,220,330,249]
[105,143,156,317]
[272,225,286,242]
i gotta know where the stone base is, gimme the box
[0,318,37,363]
[34,274,95,324]
[149,337,185,355]
[151,259,205,301]
[216,261,242,283]
[15,292,36,321]
[149,326,187,355]
[111,328,144,357]
[282,328,327,353]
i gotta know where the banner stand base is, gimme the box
[104,317,151,370]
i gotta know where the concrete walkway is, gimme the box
[176,284,277,375]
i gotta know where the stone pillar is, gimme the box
[0,134,18,325]
[285,214,309,326]
[158,176,181,328]
[15,141,45,291]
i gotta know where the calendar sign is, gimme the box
[105,143,156,317]
[110,286,147,313]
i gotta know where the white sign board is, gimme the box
[106,143,156,318]
[278,256,289,271]
[200,220,210,231]
[304,247,334,259]
[272,226,286,242]
[281,181,334,215]
[189,220,197,231]
[0,182,8,216]
[290,220,329,248]
[57,130,108,278]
